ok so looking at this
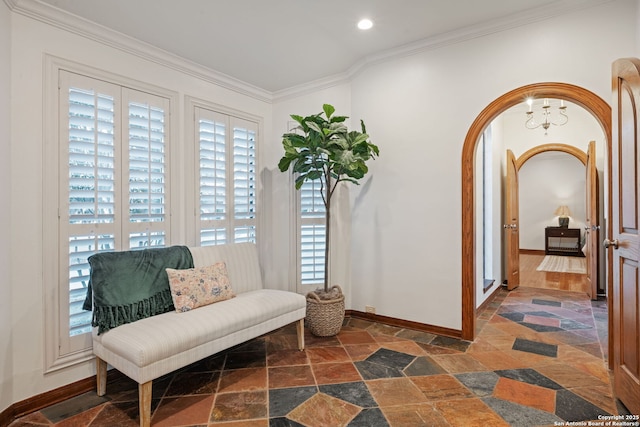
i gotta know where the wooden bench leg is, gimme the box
[297,318,305,350]
[96,357,107,396]
[139,381,152,427]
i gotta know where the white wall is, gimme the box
[8,12,273,406]
[344,1,636,330]
[637,0,640,53]
[0,0,13,413]
[519,153,587,249]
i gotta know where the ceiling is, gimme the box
[29,0,604,93]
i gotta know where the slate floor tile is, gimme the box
[354,360,404,380]
[512,337,558,357]
[347,407,389,427]
[210,390,267,422]
[454,371,500,397]
[561,319,593,330]
[319,381,377,408]
[430,335,471,352]
[395,329,437,344]
[403,356,447,376]
[519,322,565,333]
[410,374,475,401]
[40,392,110,423]
[365,348,416,371]
[482,396,564,427]
[269,386,317,417]
[381,403,448,426]
[288,393,361,427]
[366,378,427,406]
[12,287,620,427]
[499,312,526,322]
[435,397,510,426]
[311,362,362,385]
[493,376,556,413]
[532,298,562,307]
[555,389,612,421]
[524,310,561,318]
[495,368,563,390]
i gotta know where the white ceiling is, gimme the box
[29,0,606,92]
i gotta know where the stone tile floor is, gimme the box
[10,286,632,426]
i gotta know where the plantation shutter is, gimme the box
[124,90,170,249]
[197,108,228,245]
[195,108,257,246]
[299,179,325,285]
[61,72,119,349]
[59,71,171,355]
[232,118,257,243]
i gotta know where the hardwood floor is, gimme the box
[519,253,588,294]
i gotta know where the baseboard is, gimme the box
[520,249,545,255]
[0,368,124,426]
[346,310,462,339]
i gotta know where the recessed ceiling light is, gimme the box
[357,18,373,30]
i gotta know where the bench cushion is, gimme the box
[93,289,305,375]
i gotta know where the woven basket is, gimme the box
[305,285,345,337]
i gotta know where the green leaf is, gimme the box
[290,114,304,126]
[306,120,322,134]
[278,156,293,172]
[329,115,348,123]
[323,104,335,118]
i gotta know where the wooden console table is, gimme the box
[545,227,582,256]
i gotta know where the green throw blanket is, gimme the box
[82,246,194,334]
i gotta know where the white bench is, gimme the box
[90,243,306,427]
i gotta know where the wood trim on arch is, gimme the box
[460,82,611,341]
[516,143,587,169]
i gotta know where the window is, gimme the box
[299,179,326,286]
[48,69,172,369]
[481,128,494,294]
[194,106,258,246]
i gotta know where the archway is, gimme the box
[516,143,587,169]
[460,82,611,341]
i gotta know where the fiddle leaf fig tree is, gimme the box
[278,104,379,294]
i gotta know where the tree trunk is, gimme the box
[323,172,331,293]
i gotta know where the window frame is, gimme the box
[184,97,262,248]
[43,56,180,372]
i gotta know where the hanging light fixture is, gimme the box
[525,98,568,135]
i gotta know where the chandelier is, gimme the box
[525,98,568,135]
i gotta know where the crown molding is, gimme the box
[275,0,616,101]
[7,0,273,103]
[7,0,616,103]
[346,0,616,81]
[272,72,351,103]
[3,0,19,9]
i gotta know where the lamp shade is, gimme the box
[554,205,571,217]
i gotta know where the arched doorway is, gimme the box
[517,143,586,168]
[460,82,611,341]
[510,144,606,298]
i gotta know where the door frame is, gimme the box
[506,144,589,293]
[461,82,612,345]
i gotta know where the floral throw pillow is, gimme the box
[166,262,235,312]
